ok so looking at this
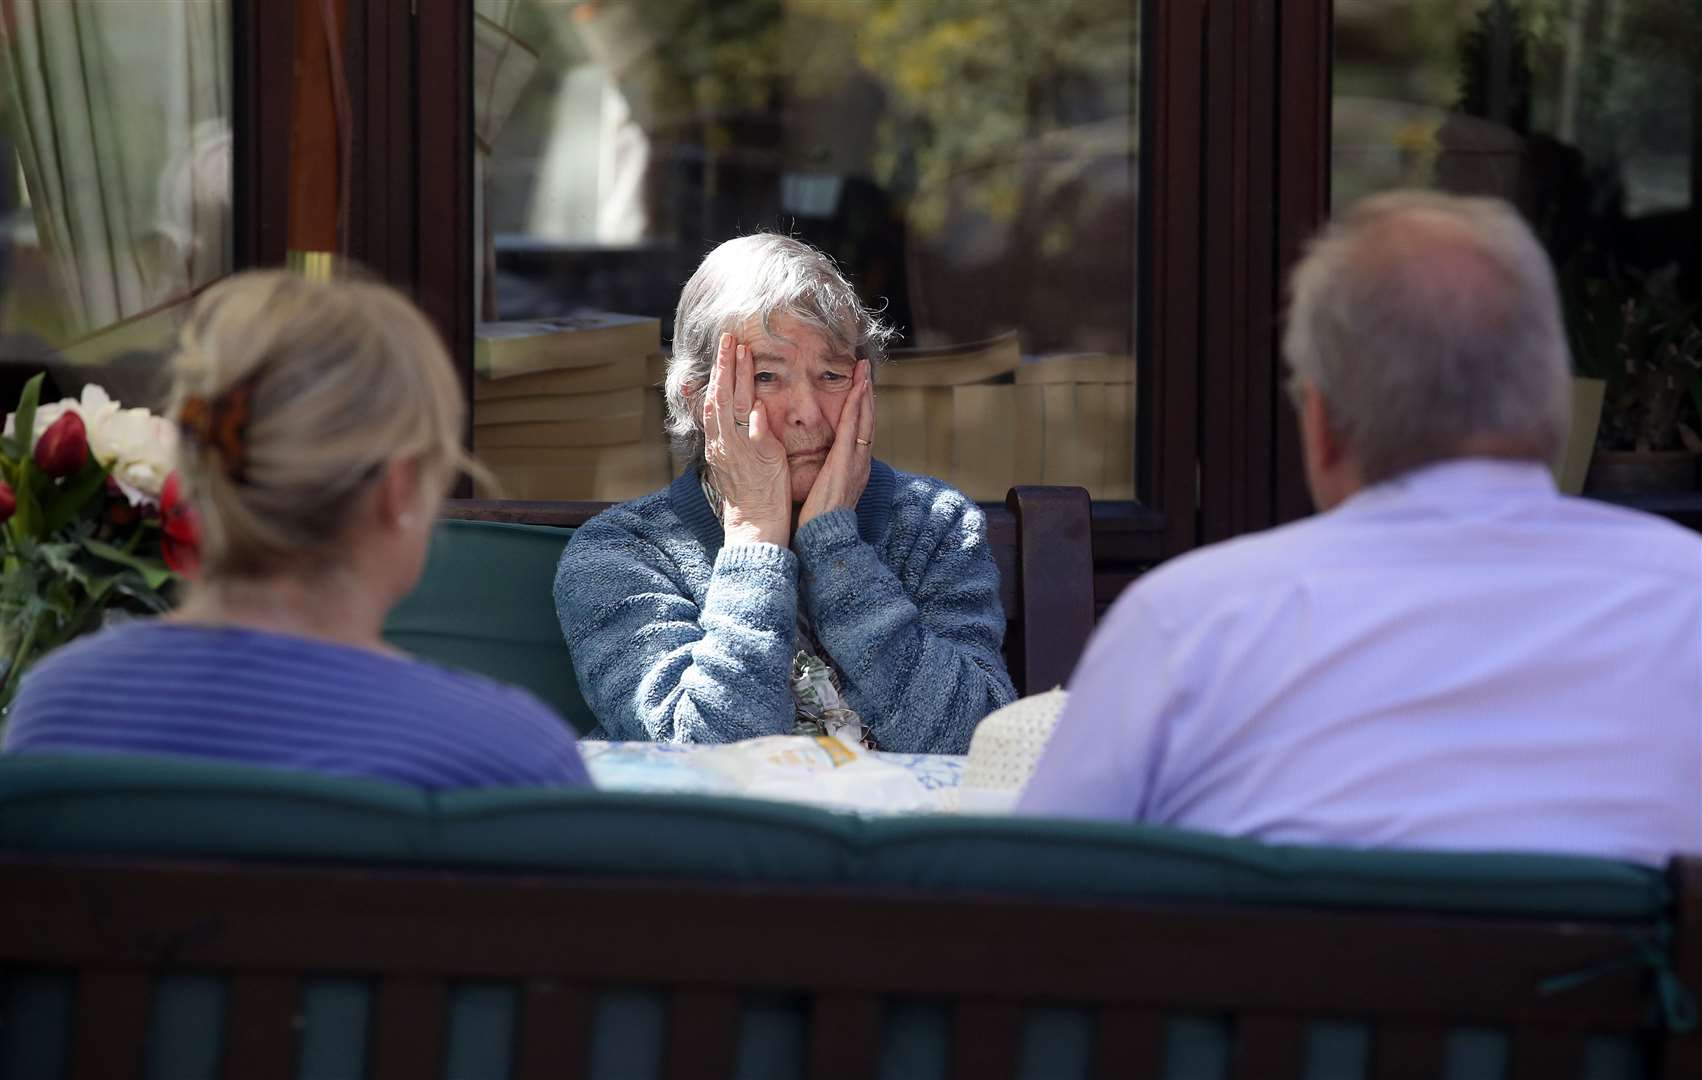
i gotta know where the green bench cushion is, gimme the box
[858,814,1671,920]
[0,753,432,861]
[0,754,858,884]
[383,518,594,734]
[0,754,1670,921]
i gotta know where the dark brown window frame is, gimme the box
[196,0,1702,575]
[232,0,296,272]
[241,0,1338,573]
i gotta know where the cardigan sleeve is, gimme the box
[554,515,798,743]
[793,492,1017,754]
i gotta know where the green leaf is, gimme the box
[41,459,111,535]
[36,541,90,591]
[82,571,124,605]
[0,560,41,614]
[9,460,42,541]
[110,571,171,614]
[10,373,42,456]
[42,579,75,622]
[81,538,174,591]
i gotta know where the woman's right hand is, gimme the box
[703,332,791,547]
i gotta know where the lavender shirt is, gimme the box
[1020,460,1702,865]
[3,621,591,791]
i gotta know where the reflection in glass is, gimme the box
[0,1,231,409]
[476,0,1141,502]
[1334,0,1701,489]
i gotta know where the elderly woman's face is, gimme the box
[733,314,857,503]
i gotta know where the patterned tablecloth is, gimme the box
[579,736,976,815]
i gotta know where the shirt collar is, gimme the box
[1337,457,1558,516]
[670,458,897,555]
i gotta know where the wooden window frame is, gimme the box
[291,0,1337,569]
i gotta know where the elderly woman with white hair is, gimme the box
[555,234,1017,751]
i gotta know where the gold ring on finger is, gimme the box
[855,438,871,446]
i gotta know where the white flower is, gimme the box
[4,384,177,502]
[91,404,177,502]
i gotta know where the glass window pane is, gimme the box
[0,0,232,411]
[474,0,1141,503]
[1333,0,1701,491]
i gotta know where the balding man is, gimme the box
[1019,192,1701,865]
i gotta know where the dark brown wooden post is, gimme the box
[414,0,475,476]
[1663,855,1702,1076]
[231,0,295,270]
[1272,0,1333,526]
[1007,485,1096,693]
[1140,0,1207,559]
[288,0,348,255]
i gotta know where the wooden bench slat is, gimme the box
[1092,1007,1166,1078]
[370,976,447,1080]
[1509,1026,1586,1080]
[951,1001,1024,1080]
[664,989,740,1080]
[807,993,883,1080]
[70,971,151,1080]
[1229,1014,1304,1080]
[222,975,301,1080]
[1371,1021,1446,1080]
[514,979,592,1080]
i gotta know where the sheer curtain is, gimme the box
[1,0,230,336]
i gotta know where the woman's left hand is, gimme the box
[797,359,874,530]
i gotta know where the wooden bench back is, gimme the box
[3,852,1697,1079]
[441,484,1097,697]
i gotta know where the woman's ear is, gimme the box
[375,458,424,532]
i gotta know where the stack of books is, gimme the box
[472,313,673,500]
[872,333,1135,501]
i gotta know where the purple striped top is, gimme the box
[2,621,591,791]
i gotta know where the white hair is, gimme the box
[665,234,896,465]
[1282,190,1572,484]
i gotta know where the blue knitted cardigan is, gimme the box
[553,460,1017,753]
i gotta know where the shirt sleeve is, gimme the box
[792,501,1017,754]
[1016,587,1176,820]
[555,520,799,743]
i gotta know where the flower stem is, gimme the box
[0,610,41,709]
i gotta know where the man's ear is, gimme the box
[1300,382,1345,471]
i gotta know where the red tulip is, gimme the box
[34,411,89,478]
[159,471,201,577]
[0,479,13,525]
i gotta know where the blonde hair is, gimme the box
[170,270,479,578]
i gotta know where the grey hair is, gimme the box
[665,233,897,465]
[1282,190,1571,485]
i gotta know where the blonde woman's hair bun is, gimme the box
[169,269,482,578]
